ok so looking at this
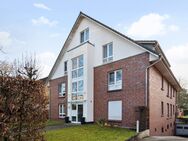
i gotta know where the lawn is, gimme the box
[46,124,135,141]
[46,120,65,126]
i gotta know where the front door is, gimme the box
[78,104,83,122]
[71,103,83,123]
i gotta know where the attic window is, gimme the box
[80,28,89,43]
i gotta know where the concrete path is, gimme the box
[142,136,188,141]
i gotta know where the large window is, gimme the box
[108,69,122,91]
[58,83,66,97]
[72,55,84,79]
[59,104,65,118]
[108,101,122,120]
[71,55,84,100]
[103,43,113,63]
[72,80,84,96]
[80,28,89,43]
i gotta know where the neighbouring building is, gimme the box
[46,12,181,136]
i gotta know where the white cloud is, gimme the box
[36,52,56,78]
[166,43,188,88]
[32,16,58,27]
[126,13,179,38]
[33,3,51,11]
[0,32,12,48]
[169,25,179,32]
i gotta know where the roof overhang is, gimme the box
[153,59,182,91]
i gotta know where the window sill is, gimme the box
[59,95,66,98]
[108,120,122,122]
[108,89,122,92]
[59,116,65,119]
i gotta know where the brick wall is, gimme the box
[149,67,176,136]
[49,76,68,119]
[94,52,150,128]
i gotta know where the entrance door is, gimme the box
[78,104,83,122]
[71,103,83,123]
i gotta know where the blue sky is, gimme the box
[0,0,188,87]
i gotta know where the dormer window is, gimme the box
[103,42,113,63]
[80,28,89,43]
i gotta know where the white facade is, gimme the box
[50,14,158,123]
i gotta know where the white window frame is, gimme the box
[80,28,89,43]
[108,69,122,91]
[103,42,113,63]
[108,101,122,120]
[72,55,84,80]
[71,55,84,100]
[59,104,65,118]
[58,83,66,97]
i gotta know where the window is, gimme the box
[71,55,84,100]
[58,83,66,97]
[167,103,169,117]
[161,102,164,116]
[72,80,84,96]
[72,116,76,122]
[108,69,122,91]
[72,55,84,79]
[108,101,122,120]
[103,43,113,63]
[173,105,175,115]
[170,86,172,98]
[64,61,68,75]
[167,83,169,97]
[72,104,76,110]
[170,104,172,117]
[80,28,89,43]
[59,104,65,118]
[161,76,164,90]
[173,89,175,97]
[161,127,164,133]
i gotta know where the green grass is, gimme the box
[46,124,135,141]
[47,120,65,126]
[183,115,188,119]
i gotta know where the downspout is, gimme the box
[145,55,162,107]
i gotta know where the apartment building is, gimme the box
[46,12,181,136]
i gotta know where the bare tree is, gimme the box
[0,61,14,77]
[14,54,41,80]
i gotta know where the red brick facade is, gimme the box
[49,76,68,119]
[94,52,150,128]
[149,67,176,136]
[48,52,178,136]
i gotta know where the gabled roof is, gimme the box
[46,12,159,83]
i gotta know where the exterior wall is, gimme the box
[49,76,67,119]
[149,67,176,136]
[94,52,150,128]
[52,18,157,80]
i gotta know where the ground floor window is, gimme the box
[108,100,122,120]
[59,104,65,118]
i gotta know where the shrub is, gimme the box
[0,77,48,141]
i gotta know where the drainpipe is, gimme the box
[145,55,162,107]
